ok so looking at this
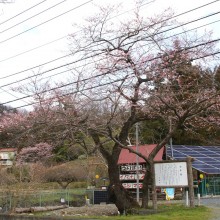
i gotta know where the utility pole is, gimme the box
[187,156,195,207]
[136,123,140,203]
[169,117,174,158]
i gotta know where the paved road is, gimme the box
[198,197,220,220]
[161,196,220,219]
[200,196,220,207]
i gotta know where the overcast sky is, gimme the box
[0,0,219,110]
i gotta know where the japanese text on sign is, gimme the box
[120,164,143,171]
[154,162,188,187]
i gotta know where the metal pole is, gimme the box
[170,137,173,158]
[136,123,139,203]
[169,117,173,158]
[197,193,200,206]
[185,190,189,206]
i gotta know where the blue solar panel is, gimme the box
[166,145,220,174]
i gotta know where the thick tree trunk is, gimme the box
[89,123,140,214]
[108,158,139,214]
[141,170,150,208]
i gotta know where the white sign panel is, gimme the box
[120,174,145,180]
[120,165,143,171]
[122,182,143,189]
[154,162,188,187]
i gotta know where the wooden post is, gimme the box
[186,157,195,207]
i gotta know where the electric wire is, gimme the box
[1,40,220,107]
[0,0,219,107]
[0,0,218,69]
[5,16,219,93]
[0,0,154,63]
[0,0,68,34]
[0,35,67,63]
[0,0,48,26]
[0,8,219,89]
[0,0,93,44]
[5,49,220,111]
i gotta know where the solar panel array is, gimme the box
[166,145,220,174]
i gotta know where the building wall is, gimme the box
[0,148,16,166]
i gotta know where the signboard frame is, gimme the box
[154,160,188,187]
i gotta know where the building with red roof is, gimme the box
[118,144,164,190]
[118,144,164,164]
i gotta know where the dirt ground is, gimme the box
[45,204,119,217]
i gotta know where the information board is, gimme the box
[154,162,188,187]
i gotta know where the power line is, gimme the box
[0,0,219,106]
[0,0,67,34]
[2,42,220,108]
[0,0,154,64]
[0,0,47,26]
[0,0,93,44]
[0,8,219,88]
[0,0,217,85]
[6,49,220,111]
[0,87,29,104]
[5,16,220,92]
[0,0,218,65]
[0,35,67,63]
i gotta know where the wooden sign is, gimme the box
[154,161,188,187]
[120,164,143,171]
[120,174,145,180]
[122,182,143,189]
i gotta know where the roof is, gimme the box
[118,144,164,164]
[166,145,220,175]
[0,148,17,152]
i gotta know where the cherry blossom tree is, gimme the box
[16,142,54,165]
[66,2,220,211]
[0,93,91,156]
[1,1,220,212]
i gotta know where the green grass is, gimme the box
[96,204,210,220]
[33,204,211,220]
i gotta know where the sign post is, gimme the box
[154,159,195,208]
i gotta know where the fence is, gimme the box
[0,190,86,213]
[195,176,220,196]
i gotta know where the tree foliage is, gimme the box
[44,161,87,189]
[16,142,54,165]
